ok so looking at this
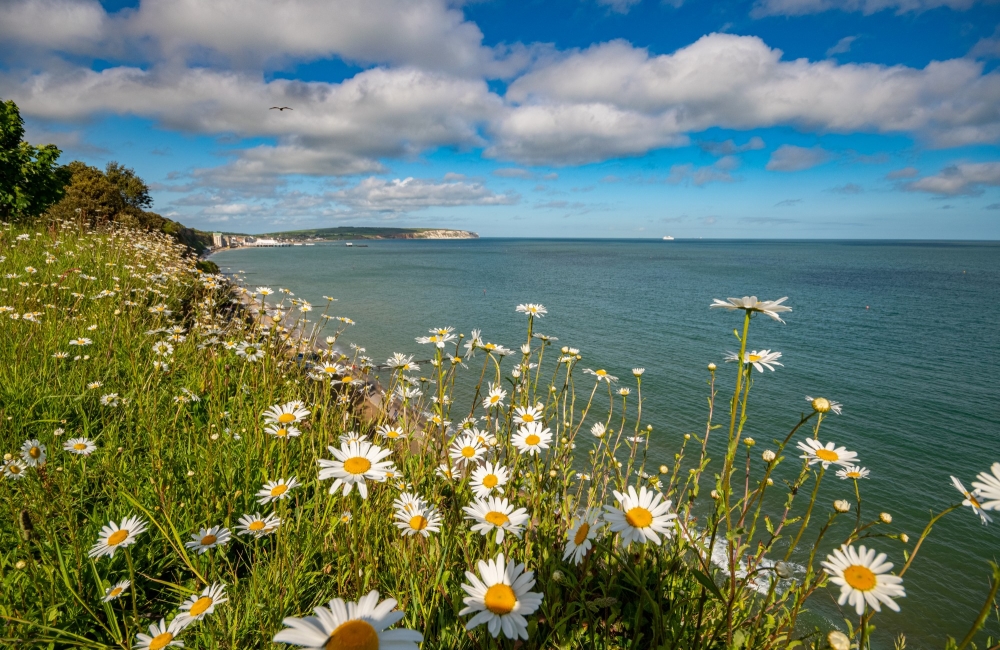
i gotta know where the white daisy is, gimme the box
[470,462,509,499]
[972,462,1000,511]
[395,504,442,537]
[236,512,281,537]
[482,385,507,409]
[263,402,311,426]
[806,396,843,415]
[710,296,792,322]
[376,424,407,441]
[511,422,552,456]
[69,337,93,346]
[603,485,676,548]
[584,368,618,383]
[797,439,859,469]
[63,437,97,456]
[152,341,174,356]
[3,459,28,479]
[460,553,544,640]
[236,341,264,362]
[463,496,529,543]
[89,515,149,558]
[449,433,484,467]
[837,465,870,480]
[563,509,603,565]
[392,492,427,515]
[20,439,47,466]
[821,544,905,615]
[256,477,300,505]
[102,579,130,602]
[184,526,232,554]
[318,441,394,499]
[134,618,189,650]
[725,349,783,372]
[512,405,543,425]
[272,590,422,649]
[177,582,228,622]
[951,476,992,525]
[515,303,547,318]
[265,423,302,440]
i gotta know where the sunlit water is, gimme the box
[212,239,1000,646]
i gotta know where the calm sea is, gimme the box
[211,239,1000,646]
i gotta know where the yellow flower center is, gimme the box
[574,522,591,545]
[847,471,860,478]
[387,430,399,439]
[74,443,87,450]
[325,619,379,650]
[409,515,428,531]
[625,507,653,529]
[525,434,541,446]
[596,370,606,376]
[748,354,762,362]
[485,511,510,527]
[248,521,265,531]
[275,428,288,437]
[9,464,21,474]
[270,484,288,497]
[521,414,534,422]
[483,584,517,615]
[342,376,353,384]
[188,596,214,617]
[29,446,41,458]
[461,446,476,458]
[107,529,129,546]
[811,397,832,413]
[490,395,500,403]
[200,534,217,546]
[277,413,296,424]
[482,474,498,488]
[148,632,174,650]
[843,565,877,592]
[815,449,839,462]
[109,587,123,597]
[344,457,372,475]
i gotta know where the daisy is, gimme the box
[392,492,427,515]
[470,462,509,499]
[449,433,484,467]
[134,618,189,650]
[604,485,677,548]
[265,423,302,440]
[20,439,47,466]
[386,353,419,371]
[147,303,173,316]
[511,422,552,456]
[512,405,543,425]
[263,402,311,426]
[184,526,232,554]
[256,477,300,505]
[236,341,264,362]
[100,393,120,407]
[806,396,843,415]
[460,553,543,640]
[88,515,148,558]
[463,496,529,543]
[318,441,394,498]
[725,349,784,372]
[837,466,870,481]
[339,511,353,524]
[256,287,273,296]
[69,337,92,346]
[563,509,603,565]
[482,385,507,409]
[515,303,547,318]
[376,424,407,441]
[584,368,618,383]
[951,476,992,525]
[152,341,173,356]
[797,439,859,469]
[3,459,28,479]
[102,580,130,602]
[177,583,228,623]
[236,512,281,537]
[395,504,442,537]
[710,296,792,323]
[436,463,458,481]
[821,544,905,615]
[272,590,422,649]
[63,437,97,456]
[972,463,1000,510]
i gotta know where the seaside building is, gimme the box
[212,232,223,248]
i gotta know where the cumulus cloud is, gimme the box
[766,145,831,171]
[970,26,1000,60]
[751,0,987,18]
[697,136,765,156]
[329,176,519,212]
[903,161,1000,195]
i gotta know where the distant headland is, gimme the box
[210,226,478,249]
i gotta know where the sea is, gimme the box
[211,238,1000,647]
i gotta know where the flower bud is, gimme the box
[811,397,832,413]
[15,560,27,570]
[762,450,776,463]
[828,631,850,650]
[710,490,720,500]
[552,570,565,583]
[766,478,774,486]
[707,363,717,371]
[900,533,909,543]
[549,470,557,478]
[880,512,892,524]
[659,465,669,474]
[774,561,793,579]
[684,433,691,440]
[834,500,851,513]
[743,437,755,447]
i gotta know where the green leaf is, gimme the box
[692,569,725,601]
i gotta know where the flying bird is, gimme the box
[269,106,293,111]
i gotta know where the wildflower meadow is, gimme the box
[1,219,998,649]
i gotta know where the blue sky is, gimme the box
[2,0,999,237]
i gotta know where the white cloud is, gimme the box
[697,136,765,156]
[0,0,107,54]
[499,34,1000,164]
[329,176,519,212]
[750,0,987,18]
[886,166,919,179]
[970,26,1000,60]
[766,145,831,171]
[903,162,1000,195]
[667,156,741,185]
[826,36,858,56]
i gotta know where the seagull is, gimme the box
[269,106,293,111]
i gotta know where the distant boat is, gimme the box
[662,236,675,241]
[345,242,353,247]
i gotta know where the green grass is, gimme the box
[0,220,996,650]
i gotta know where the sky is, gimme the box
[1,0,999,238]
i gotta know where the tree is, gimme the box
[105,161,152,210]
[0,99,71,222]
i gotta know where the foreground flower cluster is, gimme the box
[1,223,998,650]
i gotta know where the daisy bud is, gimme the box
[549,470,557,478]
[646,425,652,431]
[834,500,851,513]
[710,490,720,500]
[116,447,122,453]
[900,533,909,543]
[15,560,26,570]
[811,397,832,413]
[766,478,774,486]
[762,450,776,463]
[707,363,717,371]
[827,631,850,650]
[659,465,669,474]
[743,437,755,447]
[521,344,530,354]
[187,470,195,477]
[684,433,691,440]
[3,453,11,461]
[561,346,569,353]
[551,570,565,583]
[880,512,892,524]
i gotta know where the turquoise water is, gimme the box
[212,239,1000,646]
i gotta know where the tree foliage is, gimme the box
[0,99,71,221]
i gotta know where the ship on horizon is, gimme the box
[662,235,675,241]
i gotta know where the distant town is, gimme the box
[209,226,478,250]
